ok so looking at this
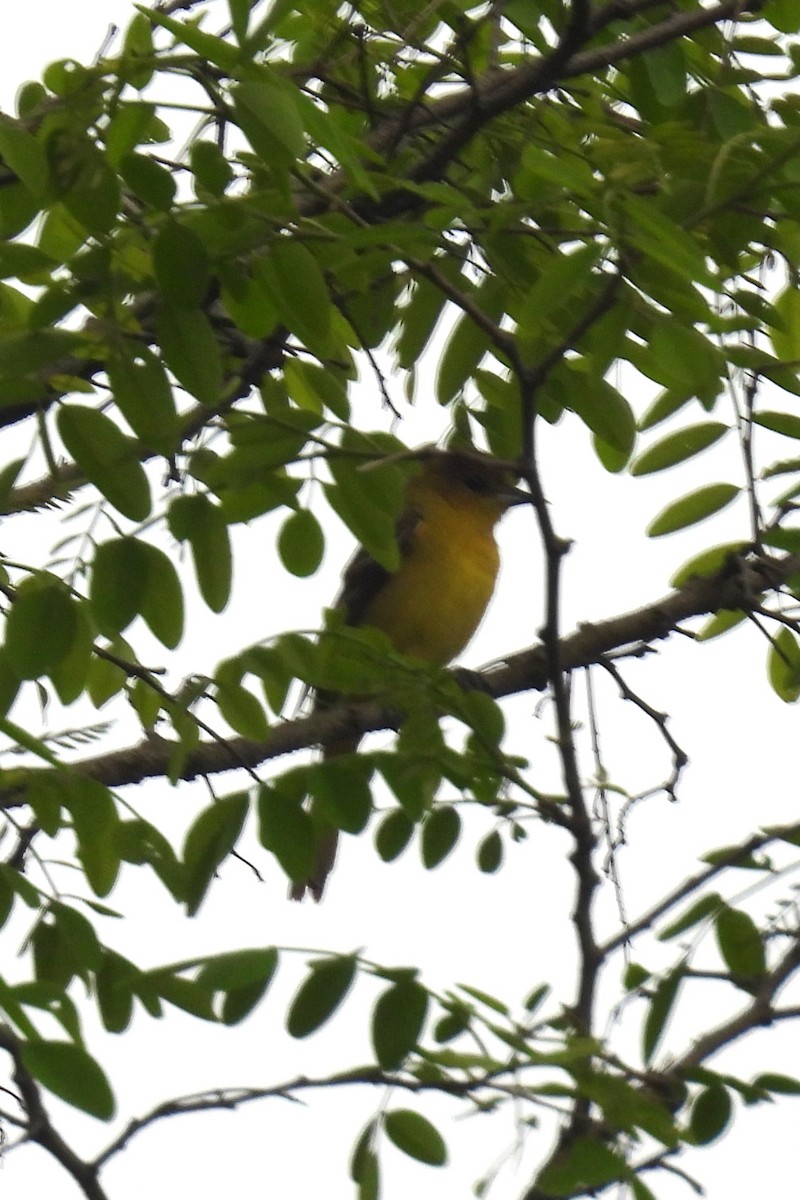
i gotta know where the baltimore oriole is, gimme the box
[290,448,525,901]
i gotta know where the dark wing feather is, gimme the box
[335,503,422,627]
[312,503,421,715]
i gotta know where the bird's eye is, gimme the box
[463,473,488,494]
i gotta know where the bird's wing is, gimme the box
[335,502,422,627]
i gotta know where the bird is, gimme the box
[290,447,526,901]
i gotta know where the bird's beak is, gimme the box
[500,483,532,508]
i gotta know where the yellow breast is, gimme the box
[363,492,501,665]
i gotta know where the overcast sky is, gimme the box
[2,5,800,1200]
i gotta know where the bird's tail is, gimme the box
[289,727,359,901]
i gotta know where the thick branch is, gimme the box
[95,1065,487,1168]
[0,550,786,801]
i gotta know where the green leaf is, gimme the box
[351,1123,380,1200]
[658,894,722,940]
[308,756,373,834]
[48,130,120,235]
[138,543,184,648]
[105,100,158,166]
[121,13,155,88]
[623,962,650,991]
[119,152,176,210]
[0,328,78,375]
[278,508,324,577]
[770,286,800,362]
[536,1137,628,1195]
[190,140,233,196]
[630,423,729,476]
[436,281,502,405]
[670,542,747,589]
[261,239,331,357]
[383,1110,447,1167]
[768,627,800,702]
[567,376,636,458]
[517,244,603,343]
[91,538,147,637]
[375,808,415,862]
[648,322,726,394]
[96,950,137,1033]
[763,0,800,32]
[643,968,683,1063]
[232,72,306,162]
[421,806,461,869]
[646,484,739,537]
[216,679,269,739]
[325,434,407,570]
[696,609,747,641]
[147,971,215,1020]
[156,304,222,405]
[477,829,503,873]
[623,195,713,285]
[0,116,48,195]
[0,242,53,284]
[168,493,232,612]
[4,575,77,679]
[57,405,151,520]
[91,538,183,647]
[753,1072,800,1095]
[287,955,357,1038]
[753,410,800,439]
[63,775,121,897]
[257,780,316,883]
[197,947,279,1024]
[715,905,766,978]
[182,793,248,915]
[690,1084,732,1145]
[640,388,694,431]
[153,221,211,308]
[143,5,240,71]
[108,346,180,456]
[20,1039,115,1119]
[197,946,278,991]
[372,977,428,1069]
[396,275,450,370]
[457,689,505,746]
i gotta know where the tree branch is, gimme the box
[0,548,785,803]
[0,1025,109,1200]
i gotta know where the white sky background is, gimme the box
[2,3,800,1199]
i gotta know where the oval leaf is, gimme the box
[257,781,316,882]
[643,967,683,1063]
[630,423,728,476]
[690,1084,732,1145]
[669,541,747,589]
[182,793,248,915]
[5,577,77,679]
[287,955,357,1038]
[421,806,461,869]
[278,508,325,577]
[714,905,766,978]
[647,483,739,537]
[375,808,415,862]
[20,1039,115,1119]
[383,1109,447,1166]
[477,829,503,873]
[168,493,232,612]
[57,405,151,520]
[156,303,222,405]
[372,978,429,1070]
[768,626,800,702]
